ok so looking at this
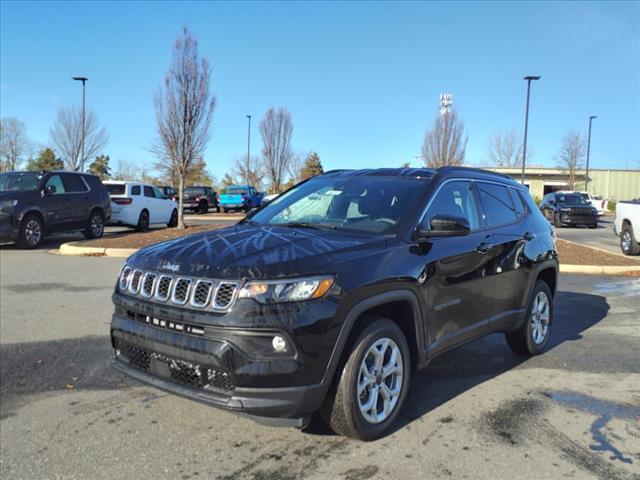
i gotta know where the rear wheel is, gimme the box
[321,318,410,440]
[136,209,150,232]
[167,209,178,228]
[83,210,104,239]
[223,208,228,214]
[17,214,44,249]
[620,224,640,255]
[506,280,553,356]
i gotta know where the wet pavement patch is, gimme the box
[484,397,545,447]
[544,391,639,464]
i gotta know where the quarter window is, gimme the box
[424,181,480,230]
[477,183,517,227]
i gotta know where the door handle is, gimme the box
[523,231,536,241]
[475,241,495,254]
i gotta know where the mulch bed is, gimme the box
[75,225,225,249]
[556,239,640,266]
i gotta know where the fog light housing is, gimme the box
[272,335,287,352]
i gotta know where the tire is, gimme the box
[620,224,640,255]
[553,215,563,228]
[223,208,228,214]
[588,223,597,229]
[505,280,553,356]
[321,317,411,441]
[244,202,252,213]
[17,213,44,249]
[83,209,104,239]
[199,201,209,214]
[136,209,150,232]
[167,209,178,228]
[216,206,220,214]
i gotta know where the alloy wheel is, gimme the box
[91,214,104,237]
[530,291,550,344]
[25,219,42,246]
[622,231,631,253]
[357,337,404,424]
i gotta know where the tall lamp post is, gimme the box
[585,115,597,191]
[72,76,88,171]
[521,75,541,185]
[245,114,251,185]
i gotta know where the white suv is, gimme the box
[104,181,178,231]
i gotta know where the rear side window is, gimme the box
[144,186,155,198]
[519,190,541,214]
[130,185,141,196]
[105,184,126,195]
[509,188,526,217]
[477,183,517,227]
[424,181,480,230]
[62,174,88,193]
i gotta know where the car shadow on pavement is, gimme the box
[306,289,610,436]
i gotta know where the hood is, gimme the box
[127,224,387,279]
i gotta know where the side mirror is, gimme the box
[417,215,470,239]
[549,200,555,205]
[45,184,57,195]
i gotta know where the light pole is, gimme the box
[72,76,88,171]
[245,114,251,185]
[521,75,541,185]
[585,115,597,191]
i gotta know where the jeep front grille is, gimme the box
[119,268,239,311]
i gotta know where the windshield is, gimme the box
[248,176,428,234]
[557,194,587,205]
[227,188,248,195]
[0,172,44,192]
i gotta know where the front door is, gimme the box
[417,180,496,356]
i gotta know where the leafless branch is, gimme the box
[420,108,467,168]
[486,129,532,167]
[0,117,32,171]
[556,130,586,190]
[260,107,293,193]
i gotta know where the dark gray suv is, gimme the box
[0,170,111,248]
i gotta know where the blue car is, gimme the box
[218,185,262,213]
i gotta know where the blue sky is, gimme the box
[1,1,638,180]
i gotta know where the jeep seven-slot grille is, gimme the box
[118,268,239,311]
[117,340,236,392]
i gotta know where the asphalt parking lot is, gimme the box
[554,214,624,256]
[1,247,639,480]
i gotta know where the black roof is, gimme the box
[322,166,521,187]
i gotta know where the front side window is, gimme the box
[423,181,480,230]
[45,175,66,194]
[249,176,428,234]
[477,183,517,227]
[143,186,155,198]
[152,186,166,199]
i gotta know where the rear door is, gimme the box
[152,186,174,222]
[475,182,531,325]
[418,180,495,355]
[143,185,159,223]
[60,173,91,228]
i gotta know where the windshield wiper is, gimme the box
[279,222,337,230]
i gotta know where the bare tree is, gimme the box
[420,108,467,168]
[556,131,586,190]
[151,27,216,228]
[50,106,108,172]
[260,108,293,193]
[486,129,532,167]
[232,155,264,189]
[113,158,144,181]
[286,151,306,185]
[0,117,32,171]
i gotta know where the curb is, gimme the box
[557,238,637,260]
[560,264,640,274]
[59,242,137,258]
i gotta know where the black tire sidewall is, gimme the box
[137,210,149,231]
[344,320,411,440]
[168,209,178,227]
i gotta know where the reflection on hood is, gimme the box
[127,224,386,279]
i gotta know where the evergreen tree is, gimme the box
[88,155,112,179]
[26,148,64,171]
[300,151,323,180]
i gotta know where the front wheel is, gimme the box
[620,224,640,255]
[321,318,411,440]
[199,201,209,214]
[167,209,178,228]
[17,214,44,249]
[83,210,104,239]
[506,280,553,356]
[553,215,563,228]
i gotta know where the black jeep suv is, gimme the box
[111,167,558,440]
[0,170,111,248]
[540,191,598,228]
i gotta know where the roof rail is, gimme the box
[437,166,514,180]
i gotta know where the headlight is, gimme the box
[238,276,334,304]
[0,199,18,210]
[560,208,571,212]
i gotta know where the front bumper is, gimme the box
[0,214,18,243]
[110,292,339,422]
